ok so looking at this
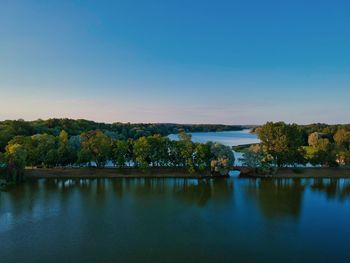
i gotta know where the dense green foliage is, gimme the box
[5,143,27,181]
[243,122,350,174]
[301,123,350,138]
[2,119,350,179]
[79,130,112,168]
[0,118,246,152]
[0,122,235,182]
[257,122,306,167]
[240,144,276,175]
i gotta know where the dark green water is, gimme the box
[1,177,350,263]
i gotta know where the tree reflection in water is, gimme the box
[15,177,234,207]
[310,178,350,201]
[244,179,305,221]
[3,177,350,220]
[244,178,350,221]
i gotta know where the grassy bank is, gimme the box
[24,167,213,179]
[232,144,255,153]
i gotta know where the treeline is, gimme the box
[252,123,350,145]
[242,122,350,174]
[0,130,234,182]
[0,118,246,152]
[301,123,350,137]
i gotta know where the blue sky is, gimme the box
[1,0,349,124]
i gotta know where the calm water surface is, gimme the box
[1,131,350,262]
[1,178,350,262]
[169,129,260,146]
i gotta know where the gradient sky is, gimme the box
[1,0,349,124]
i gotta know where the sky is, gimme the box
[0,0,349,124]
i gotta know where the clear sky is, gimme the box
[1,0,349,124]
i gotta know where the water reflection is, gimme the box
[243,178,350,222]
[0,178,235,215]
[310,178,350,201]
[244,179,305,221]
[2,177,350,233]
[173,179,234,207]
[1,177,350,263]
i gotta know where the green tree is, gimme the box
[57,130,76,166]
[133,137,151,169]
[5,143,27,182]
[68,135,80,164]
[240,144,274,174]
[177,132,195,173]
[334,129,350,149]
[310,138,338,167]
[0,128,15,152]
[308,132,320,147]
[126,138,134,166]
[209,143,235,176]
[168,140,182,167]
[31,134,58,167]
[45,149,59,167]
[258,122,305,167]
[6,136,34,166]
[79,130,112,168]
[111,140,129,168]
[147,135,170,167]
[194,143,211,171]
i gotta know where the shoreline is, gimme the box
[241,167,350,179]
[24,167,214,179]
[21,167,350,180]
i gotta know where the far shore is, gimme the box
[21,166,350,180]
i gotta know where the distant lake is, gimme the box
[169,129,260,165]
[1,177,350,262]
[169,129,260,146]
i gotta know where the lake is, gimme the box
[169,129,260,166]
[168,129,260,146]
[1,178,350,262]
[1,131,350,263]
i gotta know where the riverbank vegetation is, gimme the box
[0,123,235,183]
[1,119,350,182]
[241,122,350,175]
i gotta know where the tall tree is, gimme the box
[194,143,211,171]
[147,135,170,167]
[310,138,338,167]
[5,143,27,182]
[30,134,58,167]
[209,143,235,175]
[111,140,129,168]
[168,140,182,167]
[177,132,195,173]
[308,132,320,147]
[133,137,151,169]
[57,130,76,166]
[258,122,305,167]
[79,130,112,168]
[334,129,350,149]
[240,144,274,175]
